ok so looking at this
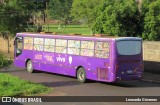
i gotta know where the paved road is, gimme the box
[2,67,160,96]
[1,67,160,105]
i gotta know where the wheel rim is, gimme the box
[27,61,32,71]
[79,71,85,81]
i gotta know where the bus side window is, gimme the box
[67,40,80,55]
[55,39,67,54]
[34,38,44,51]
[80,41,94,57]
[95,41,109,58]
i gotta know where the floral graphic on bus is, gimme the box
[34,38,44,51]
[80,41,94,57]
[24,44,33,50]
[56,39,67,47]
[24,37,33,50]
[68,40,80,48]
[95,42,109,50]
[34,45,43,51]
[68,48,80,55]
[81,41,94,49]
[55,39,67,54]
[80,49,94,57]
[24,37,33,44]
[44,38,55,45]
[44,38,55,52]
[55,47,66,54]
[44,46,54,52]
[95,42,109,58]
[34,38,44,45]
[68,40,80,55]
[95,51,109,58]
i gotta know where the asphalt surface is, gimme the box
[1,65,160,105]
[1,65,160,96]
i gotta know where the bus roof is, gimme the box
[16,32,142,41]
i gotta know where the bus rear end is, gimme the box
[115,38,143,81]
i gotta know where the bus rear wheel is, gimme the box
[77,68,86,83]
[26,60,34,73]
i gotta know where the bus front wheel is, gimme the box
[26,60,34,73]
[77,68,86,83]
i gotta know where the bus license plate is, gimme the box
[127,70,133,74]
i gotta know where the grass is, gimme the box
[0,73,51,96]
[28,24,92,35]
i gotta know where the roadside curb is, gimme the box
[142,72,160,84]
[141,79,160,84]
[0,67,22,72]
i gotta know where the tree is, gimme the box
[0,0,34,53]
[94,0,142,37]
[71,0,105,35]
[48,0,73,30]
[142,0,160,40]
[0,0,35,35]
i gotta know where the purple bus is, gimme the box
[14,33,143,83]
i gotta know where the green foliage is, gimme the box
[71,0,159,40]
[0,0,34,36]
[0,54,12,68]
[0,0,35,53]
[142,0,160,40]
[0,0,159,40]
[0,73,51,96]
[48,0,73,25]
[94,0,141,37]
[71,0,105,34]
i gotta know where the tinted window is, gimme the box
[117,41,141,55]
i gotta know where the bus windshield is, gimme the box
[116,40,141,55]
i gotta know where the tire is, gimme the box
[77,68,86,83]
[26,60,34,73]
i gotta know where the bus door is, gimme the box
[14,37,24,67]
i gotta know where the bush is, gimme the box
[94,0,141,37]
[0,54,12,69]
[142,0,160,40]
[94,0,160,40]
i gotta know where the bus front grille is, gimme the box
[97,68,108,80]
